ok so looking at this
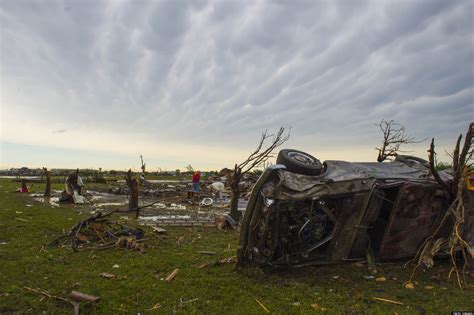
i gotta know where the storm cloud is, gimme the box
[1,0,473,169]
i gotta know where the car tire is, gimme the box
[276,149,323,176]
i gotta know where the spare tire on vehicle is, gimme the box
[276,149,323,176]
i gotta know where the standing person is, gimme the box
[192,170,201,196]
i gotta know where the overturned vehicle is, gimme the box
[237,149,474,268]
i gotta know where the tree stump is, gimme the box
[230,164,242,221]
[125,169,139,217]
[43,167,51,197]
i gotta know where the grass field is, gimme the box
[0,178,472,314]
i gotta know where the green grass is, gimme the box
[0,178,472,314]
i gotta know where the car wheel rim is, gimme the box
[288,151,316,165]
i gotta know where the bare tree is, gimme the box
[408,122,473,290]
[139,155,146,183]
[43,167,51,197]
[229,127,290,221]
[376,119,419,162]
[140,155,146,174]
[185,164,194,172]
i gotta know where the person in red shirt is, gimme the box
[192,170,201,193]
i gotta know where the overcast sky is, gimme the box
[1,0,473,171]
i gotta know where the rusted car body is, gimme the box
[237,151,474,268]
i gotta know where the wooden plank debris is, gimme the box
[255,299,270,313]
[372,297,403,305]
[164,268,179,282]
[70,291,100,303]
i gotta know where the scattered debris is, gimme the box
[176,236,185,245]
[197,256,236,269]
[164,268,179,282]
[99,272,127,280]
[146,303,162,311]
[372,297,404,305]
[179,297,199,306]
[255,298,270,313]
[199,197,214,207]
[355,261,366,267]
[15,217,31,222]
[375,276,386,282]
[310,303,327,311]
[215,214,237,230]
[208,182,225,198]
[198,251,216,256]
[116,236,145,252]
[112,264,120,269]
[60,169,85,204]
[151,226,167,234]
[70,291,100,303]
[24,286,88,315]
[49,207,158,251]
[24,286,72,306]
[404,282,415,289]
[99,272,115,279]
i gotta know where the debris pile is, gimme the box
[50,210,146,252]
[60,169,85,204]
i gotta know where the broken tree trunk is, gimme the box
[139,155,147,184]
[229,128,290,222]
[230,164,242,221]
[125,169,139,217]
[43,167,51,197]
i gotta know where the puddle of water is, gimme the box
[117,179,187,184]
[138,213,215,226]
[30,193,43,197]
[49,197,60,207]
[88,190,111,196]
[96,202,126,207]
[140,214,191,221]
[32,196,60,207]
[0,176,41,179]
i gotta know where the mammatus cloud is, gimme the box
[0,0,473,169]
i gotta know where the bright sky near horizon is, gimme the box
[1,0,473,171]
